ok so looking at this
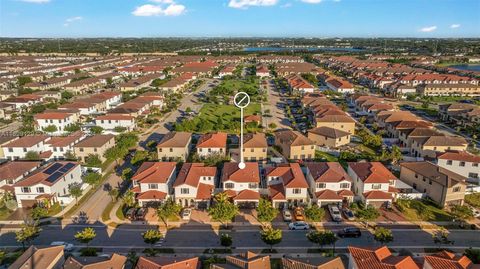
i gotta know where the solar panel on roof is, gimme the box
[46,171,63,183]
[44,163,63,175]
[59,163,76,173]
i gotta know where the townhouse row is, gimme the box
[129,158,468,209]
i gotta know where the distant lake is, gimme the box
[449,64,480,72]
[243,46,366,52]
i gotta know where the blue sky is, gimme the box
[0,0,479,37]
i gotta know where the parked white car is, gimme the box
[328,205,343,222]
[288,221,310,230]
[282,209,292,222]
[50,241,74,252]
[182,208,192,220]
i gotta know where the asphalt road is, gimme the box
[2,224,479,252]
[263,79,290,130]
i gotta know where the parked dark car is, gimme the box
[337,227,362,238]
[125,208,136,220]
[135,208,147,221]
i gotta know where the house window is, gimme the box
[22,187,31,193]
[23,148,27,152]
[262,148,266,152]
[446,160,453,165]
[371,184,382,190]
[414,174,418,178]
[473,163,479,167]
[8,148,13,152]
[181,188,189,194]
[36,187,45,193]
[469,173,479,179]
[292,188,302,194]
[79,148,84,152]
[148,184,158,189]
[317,183,326,188]
[340,183,349,189]
[251,148,254,152]
[460,162,466,167]
[225,183,234,189]
[453,186,461,192]
[159,148,163,152]
[429,180,432,185]
[248,183,258,189]
[169,148,173,152]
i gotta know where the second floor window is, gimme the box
[248,183,258,189]
[340,183,349,189]
[180,188,189,194]
[225,183,234,189]
[469,173,479,179]
[22,187,31,193]
[453,186,461,192]
[446,160,453,165]
[148,184,158,190]
[36,187,45,193]
[460,162,466,167]
[316,183,326,188]
[372,184,382,190]
[292,188,302,194]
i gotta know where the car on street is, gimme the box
[343,208,355,221]
[50,241,74,251]
[135,207,147,221]
[182,208,192,220]
[337,227,362,238]
[288,221,310,230]
[125,208,136,220]
[294,207,305,221]
[328,204,343,222]
[282,209,292,222]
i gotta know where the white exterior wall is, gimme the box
[197,147,226,157]
[3,141,47,160]
[14,165,83,207]
[223,180,259,192]
[36,115,75,133]
[437,159,480,182]
[96,119,136,131]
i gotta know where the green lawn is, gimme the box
[199,103,261,123]
[315,150,339,162]
[0,206,13,221]
[465,193,480,208]
[395,199,453,222]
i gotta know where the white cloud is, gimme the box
[132,3,186,16]
[450,24,461,29]
[419,26,437,32]
[19,0,50,3]
[301,0,322,3]
[228,0,279,9]
[64,16,83,27]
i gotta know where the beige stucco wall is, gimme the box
[158,145,190,161]
[308,132,350,148]
[243,147,267,161]
[315,122,355,135]
[74,137,115,163]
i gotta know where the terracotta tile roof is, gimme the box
[63,253,127,269]
[174,163,217,188]
[275,130,315,147]
[282,256,346,269]
[424,251,476,269]
[316,189,343,200]
[233,189,260,201]
[196,132,227,148]
[348,162,396,184]
[348,246,420,269]
[309,126,350,138]
[437,150,480,163]
[135,256,200,269]
[264,163,308,188]
[422,136,468,147]
[337,189,354,197]
[306,162,352,183]
[137,190,167,200]
[363,190,393,200]
[46,131,84,147]
[243,133,268,148]
[0,161,41,181]
[8,245,64,269]
[74,134,115,148]
[14,161,79,187]
[244,115,262,123]
[157,132,192,148]
[34,112,72,120]
[221,162,260,183]
[3,135,49,148]
[269,184,286,200]
[196,183,214,200]
[132,162,176,184]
